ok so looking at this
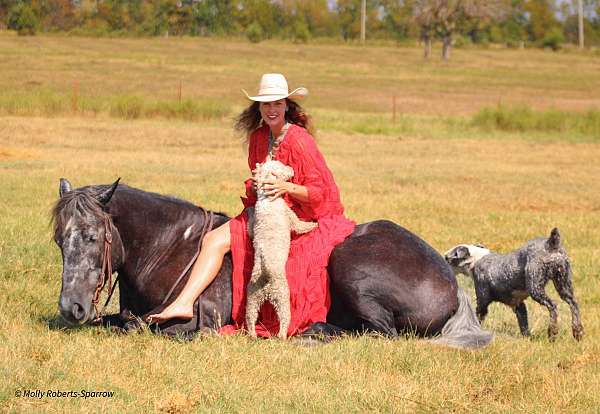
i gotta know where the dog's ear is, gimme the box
[445,245,469,260]
[548,227,561,250]
[457,246,472,259]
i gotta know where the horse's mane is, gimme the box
[51,183,229,237]
[51,186,110,237]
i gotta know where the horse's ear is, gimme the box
[97,178,121,205]
[59,178,72,198]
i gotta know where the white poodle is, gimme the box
[245,160,318,339]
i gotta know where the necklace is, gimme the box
[268,122,289,161]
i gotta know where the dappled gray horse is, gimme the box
[53,178,492,348]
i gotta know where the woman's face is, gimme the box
[259,99,286,131]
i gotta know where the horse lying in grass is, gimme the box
[52,178,493,349]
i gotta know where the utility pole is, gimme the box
[360,0,366,44]
[578,0,584,49]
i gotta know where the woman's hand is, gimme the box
[262,171,292,200]
[262,172,310,202]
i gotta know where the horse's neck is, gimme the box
[108,189,205,288]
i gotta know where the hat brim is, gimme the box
[242,87,308,102]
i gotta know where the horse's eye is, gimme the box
[55,238,63,247]
[85,234,98,242]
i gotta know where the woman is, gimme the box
[148,73,355,337]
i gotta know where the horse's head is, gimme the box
[52,178,122,325]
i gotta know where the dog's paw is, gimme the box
[573,325,584,341]
[547,324,559,342]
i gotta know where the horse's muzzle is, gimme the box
[59,298,94,326]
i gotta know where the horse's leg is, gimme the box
[301,322,347,338]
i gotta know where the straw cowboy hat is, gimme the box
[243,73,308,102]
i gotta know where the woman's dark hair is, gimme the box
[234,99,314,139]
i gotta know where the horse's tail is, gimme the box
[430,287,493,349]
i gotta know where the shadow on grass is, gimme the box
[38,313,124,334]
[38,313,83,332]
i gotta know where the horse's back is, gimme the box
[327,220,458,336]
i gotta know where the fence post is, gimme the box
[392,95,396,124]
[178,80,182,104]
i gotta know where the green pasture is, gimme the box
[1,35,600,413]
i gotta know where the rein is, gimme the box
[91,215,118,324]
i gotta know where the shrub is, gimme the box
[541,27,565,51]
[110,95,145,119]
[471,104,600,138]
[246,22,263,43]
[292,19,310,44]
[8,4,39,36]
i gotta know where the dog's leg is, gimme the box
[245,285,264,338]
[526,262,558,341]
[246,253,264,338]
[552,263,583,341]
[474,286,491,323]
[513,302,530,337]
[271,283,291,340]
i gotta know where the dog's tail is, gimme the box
[430,287,494,349]
[548,227,561,250]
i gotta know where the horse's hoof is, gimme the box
[291,337,325,347]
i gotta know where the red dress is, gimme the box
[219,123,355,337]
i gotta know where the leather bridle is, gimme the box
[91,215,118,324]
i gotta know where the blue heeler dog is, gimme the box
[444,228,583,341]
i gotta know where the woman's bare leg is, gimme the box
[147,221,231,323]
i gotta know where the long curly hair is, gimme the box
[234,99,314,140]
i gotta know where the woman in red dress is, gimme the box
[148,74,355,337]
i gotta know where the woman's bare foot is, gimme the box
[146,302,194,324]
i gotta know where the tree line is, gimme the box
[2,0,600,55]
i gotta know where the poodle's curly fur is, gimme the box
[245,160,318,339]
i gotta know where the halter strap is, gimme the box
[91,215,117,324]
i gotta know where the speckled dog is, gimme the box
[444,228,583,341]
[246,160,318,339]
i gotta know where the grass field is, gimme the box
[1,34,600,413]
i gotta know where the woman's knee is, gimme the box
[201,223,231,253]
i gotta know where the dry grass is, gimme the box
[1,35,600,413]
[1,35,599,117]
[1,115,599,413]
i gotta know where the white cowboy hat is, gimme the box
[243,73,308,102]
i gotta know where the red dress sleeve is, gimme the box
[276,126,346,220]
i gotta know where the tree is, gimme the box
[525,0,559,42]
[413,0,509,60]
[379,0,419,42]
[8,2,39,35]
[1,0,18,29]
[336,0,380,41]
